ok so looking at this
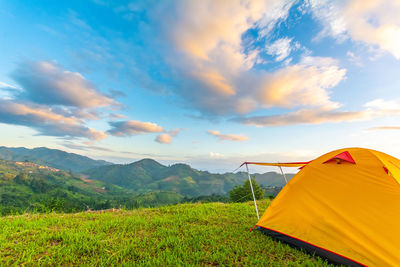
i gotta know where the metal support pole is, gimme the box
[246,163,259,220]
[278,166,288,184]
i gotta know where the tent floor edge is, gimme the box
[257,226,365,267]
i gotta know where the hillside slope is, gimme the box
[84,159,294,196]
[0,200,331,266]
[0,159,132,215]
[0,159,183,215]
[0,146,112,172]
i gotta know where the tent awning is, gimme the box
[240,161,310,168]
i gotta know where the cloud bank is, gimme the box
[0,100,106,140]
[234,99,400,127]
[126,0,348,119]
[12,61,116,108]
[0,60,117,140]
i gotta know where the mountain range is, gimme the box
[83,159,293,196]
[0,146,293,197]
[0,146,111,172]
[0,158,128,214]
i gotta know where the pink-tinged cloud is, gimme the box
[207,130,248,142]
[108,120,164,136]
[12,61,116,108]
[258,56,346,109]
[154,128,183,144]
[235,108,372,127]
[0,100,107,140]
[234,99,400,127]
[155,134,172,144]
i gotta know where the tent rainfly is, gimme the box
[246,147,400,266]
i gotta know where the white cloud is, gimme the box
[309,0,400,59]
[0,81,22,99]
[265,37,293,61]
[0,81,19,89]
[364,98,400,110]
[209,152,225,159]
[346,51,363,66]
[307,0,347,42]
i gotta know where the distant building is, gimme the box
[14,161,59,172]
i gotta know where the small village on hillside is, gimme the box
[14,161,60,172]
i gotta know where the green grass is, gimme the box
[0,200,332,266]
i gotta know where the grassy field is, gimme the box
[0,200,332,266]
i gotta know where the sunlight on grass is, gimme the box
[0,200,332,266]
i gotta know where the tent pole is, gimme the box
[278,166,288,184]
[246,163,259,220]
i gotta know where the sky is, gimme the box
[1,0,400,172]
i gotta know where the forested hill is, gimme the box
[0,146,294,198]
[0,159,184,216]
[0,146,112,172]
[83,159,294,196]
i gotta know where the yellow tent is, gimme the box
[249,148,400,266]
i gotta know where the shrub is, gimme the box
[229,178,265,202]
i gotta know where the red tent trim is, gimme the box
[324,151,356,164]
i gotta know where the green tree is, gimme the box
[14,173,28,184]
[229,178,265,202]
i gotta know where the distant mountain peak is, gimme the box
[170,163,192,170]
[0,146,112,172]
[130,158,165,167]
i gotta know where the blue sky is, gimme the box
[1,0,400,172]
